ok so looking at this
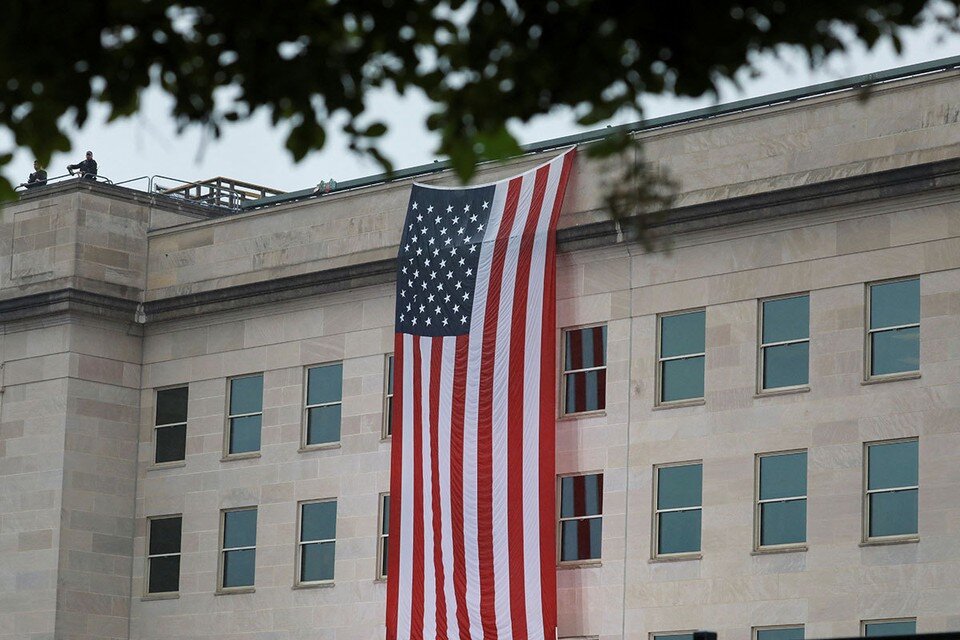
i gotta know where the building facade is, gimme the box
[1,65,960,640]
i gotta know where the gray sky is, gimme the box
[7,20,960,193]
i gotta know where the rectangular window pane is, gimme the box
[222,549,255,588]
[560,518,602,561]
[307,405,341,445]
[871,327,919,376]
[301,501,337,542]
[229,415,261,454]
[223,510,257,548]
[307,364,343,405]
[864,621,916,637]
[653,635,694,640]
[387,356,394,395]
[382,495,391,535]
[760,500,807,546]
[757,628,804,640]
[760,453,807,500]
[657,465,702,510]
[301,541,336,582]
[657,510,701,554]
[868,441,918,489]
[155,424,186,463]
[565,326,607,369]
[148,555,180,594]
[560,475,603,518]
[762,296,809,343]
[156,387,188,425]
[660,311,705,358]
[229,375,263,415]
[763,342,809,389]
[661,356,704,402]
[869,489,918,537]
[564,370,606,414]
[870,279,920,328]
[149,518,182,556]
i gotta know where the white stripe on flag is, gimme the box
[437,336,458,637]
[420,337,436,640]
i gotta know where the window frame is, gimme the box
[652,460,703,559]
[559,323,608,417]
[382,354,394,439]
[217,506,257,593]
[861,618,917,637]
[153,385,189,467]
[223,374,264,459]
[655,309,706,407]
[376,492,390,580]
[757,293,810,394]
[650,631,697,640]
[295,498,337,587]
[556,471,604,566]
[863,438,919,543]
[754,449,808,552]
[752,625,805,640]
[144,514,182,598]
[300,362,344,451]
[864,277,921,382]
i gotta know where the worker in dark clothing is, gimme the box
[23,160,48,188]
[67,150,97,180]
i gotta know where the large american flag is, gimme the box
[386,149,576,640]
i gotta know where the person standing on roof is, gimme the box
[67,150,97,180]
[23,160,47,188]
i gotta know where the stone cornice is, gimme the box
[14,179,218,220]
[0,288,140,325]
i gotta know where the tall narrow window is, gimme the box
[654,462,702,556]
[867,278,920,378]
[220,508,257,590]
[304,363,342,447]
[658,311,705,404]
[298,500,337,584]
[756,451,807,549]
[383,355,394,438]
[226,375,263,455]
[865,439,919,540]
[755,626,804,640]
[377,493,390,579]
[154,387,188,464]
[759,295,809,391]
[562,325,607,415]
[863,619,916,637]
[146,516,182,595]
[558,474,603,562]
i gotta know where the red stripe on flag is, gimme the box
[450,336,471,639]
[411,337,425,639]
[386,334,404,640]
[429,339,447,639]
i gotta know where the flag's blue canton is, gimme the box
[395,183,496,337]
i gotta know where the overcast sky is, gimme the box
[7,19,960,193]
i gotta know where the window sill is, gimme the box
[380,435,392,444]
[859,536,919,547]
[215,587,255,596]
[220,452,261,462]
[557,410,607,422]
[751,545,807,556]
[557,560,602,570]
[649,553,702,563]
[374,576,387,583]
[298,442,341,453]
[293,581,335,590]
[652,399,705,411]
[141,592,179,601]
[754,386,810,399]
[149,460,187,471]
[862,372,921,386]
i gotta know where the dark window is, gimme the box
[760,295,809,390]
[757,451,807,547]
[652,634,694,640]
[221,508,257,589]
[154,387,188,463]
[378,494,390,579]
[147,516,181,594]
[305,364,343,446]
[868,279,920,377]
[655,463,702,555]
[299,500,337,583]
[658,311,705,403]
[863,620,916,637]
[227,375,263,454]
[756,627,804,640]
[562,326,607,414]
[384,355,395,437]
[559,474,603,562]
[866,440,918,539]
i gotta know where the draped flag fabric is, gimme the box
[386,148,576,640]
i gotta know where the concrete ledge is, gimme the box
[0,288,140,324]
